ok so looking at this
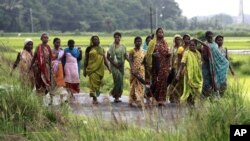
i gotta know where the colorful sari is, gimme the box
[19,50,35,87]
[180,50,203,104]
[52,48,65,87]
[202,41,229,96]
[86,46,105,97]
[146,39,170,103]
[108,44,127,99]
[64,47,80,93]
[168,45,185,103]
[129,48,145,106]
[33,44,52,95]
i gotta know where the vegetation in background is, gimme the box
[1,56,250,140]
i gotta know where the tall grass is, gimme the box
[1,43,250,141]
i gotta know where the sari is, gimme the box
[180,50,203,104]
[108,43,127,99]
[85,46,105,97]
[64,47,80,93]
[51,48,65,87]
[202,41,229,96]
[19,50,35,87]
[33,44,52,95]
[168,45,184,103]
[146,38,170,103]
[129,48,145,106]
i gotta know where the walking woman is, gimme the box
[107,32,130,103]
[215,35,234,96]
[196,31,229,97]
[84,35,110,104]
[168,34,185,103]
[30,33,52,96]
[52,38,65,88]
[50,37,69,103]
[176,39,203,106]
[12,38,35,88]
[129,36,145,107]
[143,35,153,53]
[63,40,81,95]
[145,28,171,106]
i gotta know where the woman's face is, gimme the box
[54,39,61,48]
[41,34,49,44]
[146,37,152,45]
[25,41,33,52]
[135,38,142,48]
[156,29,164,39]
[206,33,213,43]
[183,36,190,45]
[215,37,223,47]
[175,37,182,46]
[189,40,196,51]
[92,36,100,46]
[114,35,121,44]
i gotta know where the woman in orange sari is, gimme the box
[51,38,65,87]
[50,38,68,103]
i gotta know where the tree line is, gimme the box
[0,0,235,32]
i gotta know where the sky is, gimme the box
[175,0,250,18]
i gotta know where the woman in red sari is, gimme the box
[145,28,171,106]
[30,33,53,96]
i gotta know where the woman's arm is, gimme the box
[176,63,185,81]
[103,54,111,73]
[107,52,118,68]
[12,52,21,70]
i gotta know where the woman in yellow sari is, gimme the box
[84,35,110,104]
[129,36,145,107]
[176,39,203,106]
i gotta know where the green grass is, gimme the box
[1,36,250,50]
[1,46,250,140]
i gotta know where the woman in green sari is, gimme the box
[107,32,130,103]
[176,39,203,106]
[84,35,110,104]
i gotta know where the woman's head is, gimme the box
[113,32,121,44]
[183,34,191,46]
[53,38,61,48]
[156,28,164,39]
[24,38,33,52]
[91,35,100,46]
[134,36,142,48]
[215,35,224,47]
[145,35,152,45]
[68,39,75,48]
[189,39,197,52]
[205,31,213,43]
[174,34,183,47]
[40,32,49,44]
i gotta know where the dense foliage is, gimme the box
[0,0,182,32]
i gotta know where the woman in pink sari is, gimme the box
[63,39,81,95]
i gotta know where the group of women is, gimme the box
[12,28,233,106]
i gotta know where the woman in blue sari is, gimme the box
[196,31,229,97]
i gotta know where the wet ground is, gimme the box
[45,93,189,128]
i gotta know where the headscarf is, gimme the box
[173,34,182,45]
[145,28,167,68]
[24,38,33,46]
